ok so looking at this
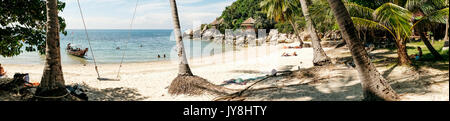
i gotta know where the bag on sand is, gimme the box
[66,84,88,101]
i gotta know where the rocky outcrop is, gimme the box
[183,29,193,39]
[187,28,318,47]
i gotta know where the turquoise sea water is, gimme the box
[0,29,233,64]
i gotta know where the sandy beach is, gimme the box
[2,42,448,101]
[2,42,313,100]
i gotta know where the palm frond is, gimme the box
[405,0,428,11]
[351,17,386,30]
[345,2,375,19]
[374,3,412,27]
[415,7,449,25]
[430,0,449,8]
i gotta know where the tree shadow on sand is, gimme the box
[389,73,449,95]
[218,65,365,101]
[218,63,448,101]
[245,76,364,101]
[78,84,148,101]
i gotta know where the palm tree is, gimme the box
[347,2,413,65]
[327,0,398,101]
[260,0,304,46]
[299,0,332,66]
[167,0,231,95]
[347,0,449,64]
[34,0,69,98]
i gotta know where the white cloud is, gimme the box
[62,0,236,29]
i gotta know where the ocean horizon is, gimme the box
[0,29,236,64]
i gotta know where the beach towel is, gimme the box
[221,76,267,86]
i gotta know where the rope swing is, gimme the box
[76,0,140,81]
[117,0,140,79]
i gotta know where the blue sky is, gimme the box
[60,0,236,29]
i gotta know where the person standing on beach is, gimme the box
[0,64,6,77]
[158,54,161,59]
[163,54,166,58]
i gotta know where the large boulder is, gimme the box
[192,29,202,40]
[269,33,279,44]
[183,29,193,37]
[235,35,246,46]
[266,29,279,42]
[277,34,288,43]
[202,29,215,40]
[299,31,311,41]
[246,33,257,46]
[224,31,235,44]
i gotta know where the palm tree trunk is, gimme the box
[35,0,68,97]
[170,0,193,76]
[288,19,304,47]
[445,16,449,42]
[418,27,444,60]
[396,38,412,65]
[327,0,398,101]
[169,0,229,96]
[299,0,331,66]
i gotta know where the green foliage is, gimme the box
[275,21,293,33]
[219,0,275,31]
[260,0,301,23]
[374,3,413,39]
[0,0,67,57]
[309,0,338,33]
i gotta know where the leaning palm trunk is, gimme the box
[299,0,331,66]
[327,0,398,101]
[288,19,304,47]
[168,0,233,95]
[418,27,444,60]
[35,0,69,98]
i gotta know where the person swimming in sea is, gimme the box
[158,54,161,59]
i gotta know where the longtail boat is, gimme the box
[66,44,88,58]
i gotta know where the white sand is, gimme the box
[2,42,448,101]
[2,42,316,101]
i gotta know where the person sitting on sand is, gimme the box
[409,47,423,60]
[416,47,423,60]
[293,52,298,56]
[0,64,6,77]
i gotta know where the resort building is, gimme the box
[241,17,255,30]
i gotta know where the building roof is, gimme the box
[241,17,255,26]
[210,18,224,25]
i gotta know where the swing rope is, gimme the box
[76,0,100,79]
[117,0,140,79]
[76,0,139,80]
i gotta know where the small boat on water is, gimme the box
[66,44,88,58]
